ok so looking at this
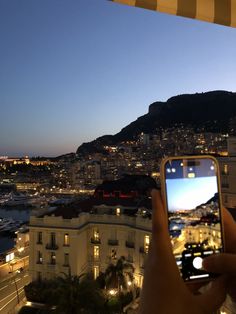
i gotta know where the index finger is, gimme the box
[151,189,169,241]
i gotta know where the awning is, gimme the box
[110,0,236,28]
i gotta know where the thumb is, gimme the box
[151,189,169,240]
[197,276,227,312]
[203,253,236,274]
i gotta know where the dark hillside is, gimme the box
[77,91,236,155]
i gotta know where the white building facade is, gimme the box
[29,209,151,287]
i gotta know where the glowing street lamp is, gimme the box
[109,289,117,296]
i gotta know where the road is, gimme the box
[0,269,30,314]
[0,254,30,313]
[0,255,29,279]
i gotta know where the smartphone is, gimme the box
[161,155,224,282]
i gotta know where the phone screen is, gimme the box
[164,157,223,281]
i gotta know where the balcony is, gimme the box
[125,241,135,249]
[45,243,58,250]
[91,238,101,244]
[47,262,56,267]
[108,239,119,246]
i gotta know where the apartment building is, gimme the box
[218,137,236,208]
[29,201,151,287]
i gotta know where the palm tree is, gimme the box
[104,256,134,293]
[55,269,106,314]
[54,268,85,313]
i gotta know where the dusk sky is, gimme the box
[1,0,236,157]
[166,176,217,211]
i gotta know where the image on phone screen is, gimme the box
[164,158,223,281]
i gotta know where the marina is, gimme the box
[0,191,47,207]
[0,192,77,253]
[0,207,30,253]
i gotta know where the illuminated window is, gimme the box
[93,229,99,241]
[144,235,150,253]
[51,252,56,265]
[39,251,43,263]
[94,266,99,280]
[213,231,216,237]
[224,164,228,175]
[94,246,99,259]
[116,208,120,216]
[6,252,14,263]
[64,234,69,246]
[37,251,43,264]
[111,249,117,260]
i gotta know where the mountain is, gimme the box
[77,91,236,155]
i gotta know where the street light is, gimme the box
[109,289,117,296]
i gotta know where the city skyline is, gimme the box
[1,0,236,157]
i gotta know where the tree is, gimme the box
[53,269,85,314]
[25,270,106,314]
[53,270,106,314]
[24,279,58,305]
[104,256,134,293]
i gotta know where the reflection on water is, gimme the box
[0,236,15,253]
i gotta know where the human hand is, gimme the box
[139,190,226,314]
[203,207,236,302]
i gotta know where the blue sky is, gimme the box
[166,176,218,211]
[0,0,236,157]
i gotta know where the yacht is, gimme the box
[3,193,31,206]
[0,217,22,234]
[2,192,47,207]
[0,193,11,205]
[0,217,15,231]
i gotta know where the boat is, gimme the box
[0,193,11,205]
[2,192,47,207]
[0,217,23,235]
[2,192,31,207]
[0,217,15,231]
